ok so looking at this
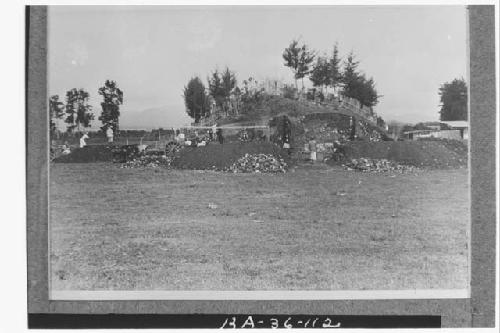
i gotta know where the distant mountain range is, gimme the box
[120,105,192,129]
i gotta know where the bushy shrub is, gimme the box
[282,85,298,100]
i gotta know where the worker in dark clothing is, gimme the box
[350,116,356,141]
[216,128,224,144]
[283,133,291,157]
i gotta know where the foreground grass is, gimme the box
[50,163,469,290]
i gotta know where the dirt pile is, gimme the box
[52,145,114,163]
[327,140,467,169]
[227,153,287,173]
[343,158,417,173]
[418,138,468,156]
[171,142,290,170]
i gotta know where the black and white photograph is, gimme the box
[45,5,473,299]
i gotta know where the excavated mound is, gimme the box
[171,142,291,170]
[52,145,114,163]
[327,140,468,169]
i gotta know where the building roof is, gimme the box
[440,120,469,128]
[403,129,440,134]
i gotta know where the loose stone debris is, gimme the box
[120,154,173,168]
[343,158,417,173]
[227,153,288,173]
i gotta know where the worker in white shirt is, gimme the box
[106,126,114,143]
[80,132,89,148]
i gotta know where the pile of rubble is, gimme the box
[112,145,140,163]
[357,121,383,142]
[343,158,416,173]
[227,153,287,173]
[303,121,351,144]
[120,154,173,169]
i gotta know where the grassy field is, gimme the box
[50,163,469,290]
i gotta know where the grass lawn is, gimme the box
[50,163,469,290]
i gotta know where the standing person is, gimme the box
[61,141,71,155]
[211,124,217,141]
[308,137,317,163]
[283,133,291,157]
[216,128,224,144]
[350,116,356,141]
[241,128,248,142]
[106,126,114,143]
[80,132,89,148]
[282,118,292,145]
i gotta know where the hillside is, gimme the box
[218,95,366,125]
[216,95,388,143]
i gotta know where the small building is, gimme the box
[440,120,469,139]
[403,129,462,141]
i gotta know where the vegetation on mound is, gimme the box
[218,95,325,125]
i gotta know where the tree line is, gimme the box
[283,39,380,108]
[183,38,383,124]
[183,67,243,123]
[49,80,124,137]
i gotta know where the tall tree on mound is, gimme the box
[49,95,65,138]
[283,39,301,90]
[341,51,360,93]
[297,43,315,90]
[64,88,94,133]
[221,67,237,116]
[341,52,379,108]
[184,77,210,123]
[208,69,225,116]
[283,39,315,91]
[98,80,123,135]
[354,75,379,108]
[439,78,468,121]
[328,43,343,95]
[310,55,330,94]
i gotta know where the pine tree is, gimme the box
[297,44,315,90]
[309,55,330,93]
[283,39,315,91]
[282,39,301,90]
[341,52,379,107]
[328,43,342,94]
[342,51,360,93]
[221,67,237,115]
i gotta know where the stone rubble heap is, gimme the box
[357,121,383,142]
[227,153,288,173]
[120,154,173,169]
[343,158,416,173]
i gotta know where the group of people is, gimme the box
[77,127,114,148]
[174,125,224,147]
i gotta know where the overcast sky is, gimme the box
[48,5,467,127]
